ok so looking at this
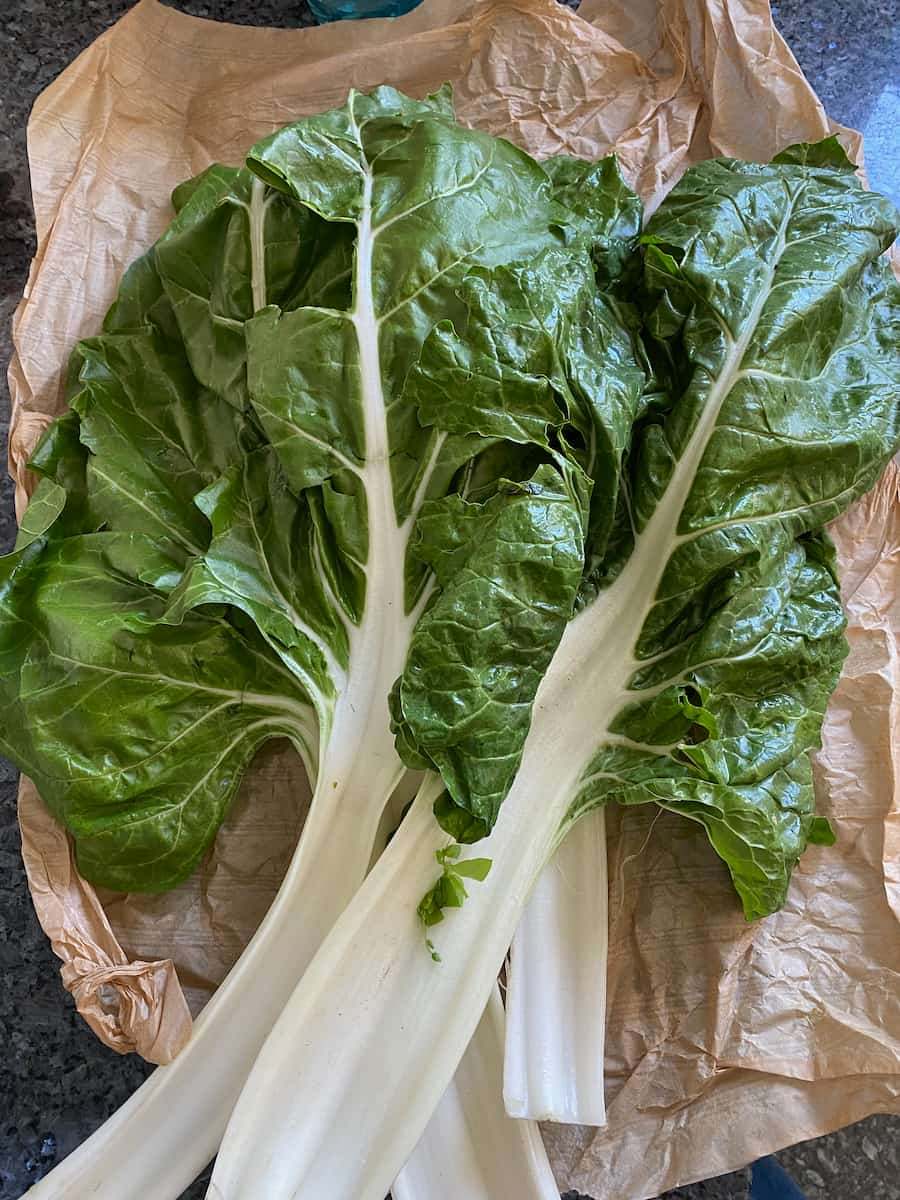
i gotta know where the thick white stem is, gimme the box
[24,686,403,1200]
[204,197,792,1196]
[201,452,691,1199]
[393,989,558,1200]
[504,807,608,1124]
[25,583,411,1198]
[206,701,592,1200]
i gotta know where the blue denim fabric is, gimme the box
[750,1157,808,1200]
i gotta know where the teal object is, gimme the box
[308,0,423,21]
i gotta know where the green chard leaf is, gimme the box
[156,163,355,411]
[417,840,493,938]
[394,463,589,840]
[571,147,900,918]
[3,87,644,893]
[63,248,253,560]
[543,152,643,286]
[398,140,900,919]
[0,532,315,890]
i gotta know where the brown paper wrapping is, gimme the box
[6,0,898,1192]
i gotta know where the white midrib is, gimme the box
[249,177,269,314]
[535,198,797,809]
[246,161,412,799]
[278,142,462,1053]
[311,160,414,819]
[201,195,803,1200]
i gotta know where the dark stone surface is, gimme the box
[0,2,898,1199]
[772,0,900,205]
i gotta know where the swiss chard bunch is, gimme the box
[5,83,898,1200]
[5,86,644,1200]
[206,136,900,1200]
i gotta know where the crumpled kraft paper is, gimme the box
[6,0,898,1194]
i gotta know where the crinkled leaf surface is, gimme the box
[66,250,252,559]
[406,247,645,580]
[240,85,606,552]
[543,153,643,286]
[2,86,646,891]
[394,239,646,831]
[574,149,900,917]
[0,533,315,890]
[400,143,900,917]
[394,463,588,840]
[162,444,348,711]
[156,163,355,411]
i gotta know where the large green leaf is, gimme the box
[62,250,252,558]
[406,248,645,578]
[0,532,315,890]
[162,443,348,713]
[393,244,646,830]
[243,85,587,531]
[399,142,900,918]
[164,85,617,750]
[2,88,645,893]
[573,148,900,917]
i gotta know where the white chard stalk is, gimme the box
[393,990,559,1200]
[504,808,609,1125]
[210,167,886,1195]
[208,569,650,1199]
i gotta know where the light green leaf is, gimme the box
[452,857,492,882]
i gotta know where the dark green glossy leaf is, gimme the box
[244,85,579,528]
[396,463,587,833]
[0,532,314,890]
[544,153,643,285]
[569,147,900,917]
[156,164,354,412]
[406,248,645,587]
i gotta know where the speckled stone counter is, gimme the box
[1,3,899,1199]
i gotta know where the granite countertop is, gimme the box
[1,3,899,1199]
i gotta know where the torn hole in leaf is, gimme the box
[561,422,587,452]
[682,682,704,708]
[673,681,719,769]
